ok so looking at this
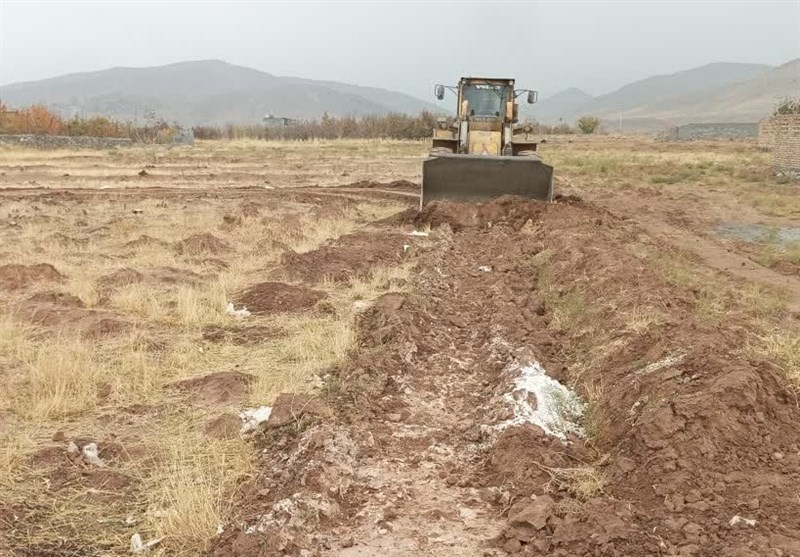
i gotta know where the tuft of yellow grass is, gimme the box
[13,337,101,419]
[755,330,800,387]
[143,418,254,556]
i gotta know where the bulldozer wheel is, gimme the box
[429,147,454,157]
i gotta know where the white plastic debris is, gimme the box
[498,361,586,440]
[82,442,106,468]
[403,244,411,253]
[407,230,429,237]
[216,524,225,535]
[478,265,492,272]
[240,406,273,433]
[226,302,251,318]
[130,533,165,554]
[729,515,757,527]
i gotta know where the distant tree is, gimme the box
[577,116,600,134]
[774,97,800,116]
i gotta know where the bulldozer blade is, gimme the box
[421,154,554,208]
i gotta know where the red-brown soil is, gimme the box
[173,371,255,406]
[97,266,203,289]
[277,231,410,283]
[236,282,326,315]
[177,233,232,255]
[123,234,170,249]
[17,299,130,338]
[0,263,64,290]
[213,197,800,557]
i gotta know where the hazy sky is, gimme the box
[1,0,798,100]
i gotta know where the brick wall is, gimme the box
[758,119,775,150]
[759,115,800,174]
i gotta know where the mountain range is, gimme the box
[0,60,441,125]
[529,59,799,131]
[1,58,798,130]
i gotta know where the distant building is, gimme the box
[759,114,800,177]
[263,113,297,128]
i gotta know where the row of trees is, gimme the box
[1,103,605,141]
[0,103,130,137]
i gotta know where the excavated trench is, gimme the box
[213,195,800,557]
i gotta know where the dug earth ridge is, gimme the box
[214,196,800,557]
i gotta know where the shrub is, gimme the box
[577,116,601,134]
[774,97,800,116]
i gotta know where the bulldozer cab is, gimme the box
[422,77,554,207]
[461,81,511,118]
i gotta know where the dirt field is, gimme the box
[1,137,799,557]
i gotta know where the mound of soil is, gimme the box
[277,232,409,283]
[205,413,243,440]
[47,233,88,248]
[0,263,63,290]
[414,195,550,232]
[123,235,170,249]
[20,302,130,338]
[27,291,85,308]
[236,282,325,315]
[265,393,333,429]
[97,266,202,289]
[173,371,254,406]
[202,325,284,345]
[178,233,231,255]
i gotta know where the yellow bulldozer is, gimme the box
[421,77,554,207]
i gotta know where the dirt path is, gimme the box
[569,182,800,313]
[635,217,800,312]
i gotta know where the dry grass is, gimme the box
[0,138,415,554]
[754,330,800,387]
[536,461,606,501]
[143,417,254,555]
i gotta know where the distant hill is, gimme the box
[529,61,795,130]
[0,60,442,125]
[622,58,800,124]
[525,87,593,124]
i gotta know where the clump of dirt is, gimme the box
[264,393,333,429]
[19,302,130,338]
[27,290,85,308]
[414,195,549,232]
[205,413,243,439]
[123,235,169,249]
[47,233,88,248]
[97,266,203,289]
[277,231,409,283]
[236,282,325,315]
[177,233,232,255]
[173,371,254,405]
[202,325,284,345]
[0,263,64,290]
[97,267,142,288]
